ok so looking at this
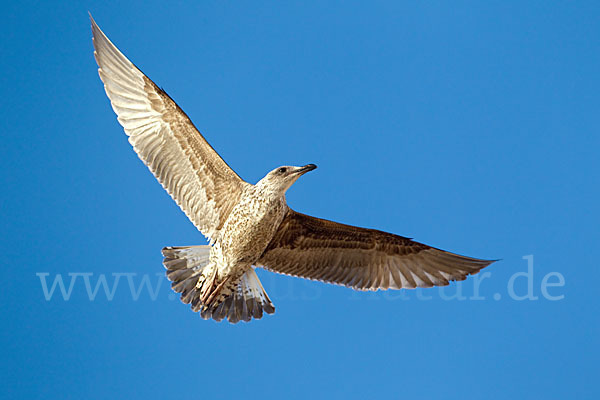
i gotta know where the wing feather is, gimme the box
[91,17,249,241]
[257,210,496,291]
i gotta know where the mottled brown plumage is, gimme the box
[258,210,492,290]
[91,15,496,324]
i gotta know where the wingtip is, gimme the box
[481,258,501,268]
[89,12,101,35]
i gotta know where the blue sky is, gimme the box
[1,1,598,398]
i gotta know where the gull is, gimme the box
[91,16,496,323]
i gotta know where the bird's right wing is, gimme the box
[257,209,495,290]
[91,17,250,241]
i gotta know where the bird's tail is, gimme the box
[162,245,211,309]
[162,246,275,323]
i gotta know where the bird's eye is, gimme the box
[278,167,287,174]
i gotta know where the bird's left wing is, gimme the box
[257,209,495,290]
[91,17,250,241]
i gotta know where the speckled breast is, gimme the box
[217,191,287,267]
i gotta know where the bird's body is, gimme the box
[218,185,288,269]
[91,15,497,323]
[200,184,288,308]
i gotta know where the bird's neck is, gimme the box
[254,182,287,202]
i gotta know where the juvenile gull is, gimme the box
[91,16,496,323]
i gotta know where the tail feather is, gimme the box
[162,245,211,312]
[162,246,275,323]
[200,268,275,323]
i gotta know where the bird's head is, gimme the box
[256,164,317,197]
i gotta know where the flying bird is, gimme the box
[91,16,496,323]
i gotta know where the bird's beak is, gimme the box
[294,164,317,175]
